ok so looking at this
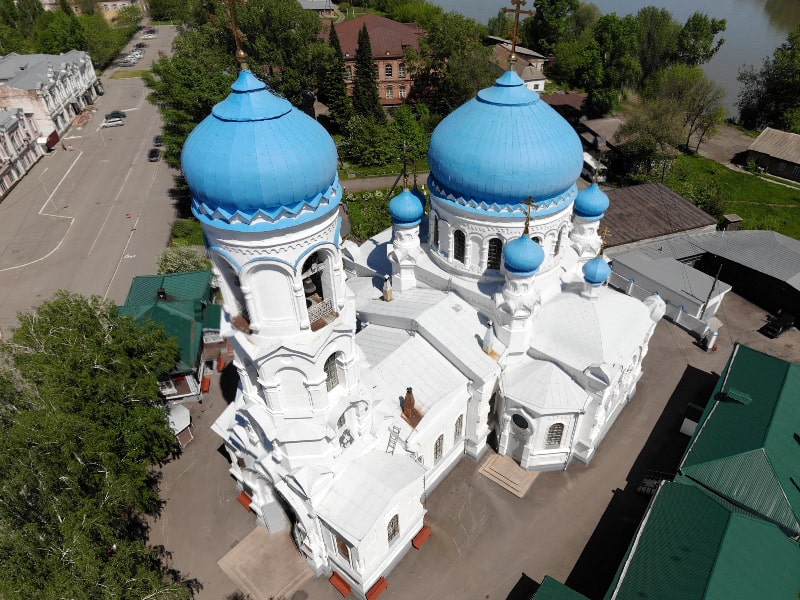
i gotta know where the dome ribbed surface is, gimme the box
[389,188,424,225]
[583,257,612,285]
[182,70,340,231]
[574,183,610,220]
[503,235,544,276]
[428,71,583,207]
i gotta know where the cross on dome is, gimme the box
[502,0,534,71]
[225,0,249,71]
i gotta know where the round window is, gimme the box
[512,414,529,429]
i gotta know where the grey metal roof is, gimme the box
[748,127,800,164]
[0,51,91,89]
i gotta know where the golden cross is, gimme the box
[522,195,535,234]
[599,226,612,254]
[225,0,249,71]
[502,0,534,70]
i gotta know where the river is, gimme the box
[430,0,800,117]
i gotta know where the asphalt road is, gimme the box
[0,26,179,336]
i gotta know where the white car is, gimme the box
[101,118,125,128]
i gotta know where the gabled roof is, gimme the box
[327,14,424,60]
[606,481,800,600]
[680,344,800,533]
[119,270,216,372]
[748,127,800,163]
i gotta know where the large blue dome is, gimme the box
[182,70,341,232]
[427,71,583,209]
[574,183,609,221]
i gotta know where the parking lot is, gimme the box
[0,26,178,336]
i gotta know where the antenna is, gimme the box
[502,0,534,71]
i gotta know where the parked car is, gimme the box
[105,110,126,120]
[153,135,163,147]
[760,311,796,338]
[148,148,160,162]
[101,118,125,128]
[135,42,147,48]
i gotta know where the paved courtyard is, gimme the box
[149,289,800,600]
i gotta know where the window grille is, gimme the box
[454,414,463,442]
[546,423,564,446]
[387,514,399,542]
[399,63,407,77]
[399,85,406,98]
[386,86,393,99]
[324,354,339,391]
[385,64,393,78]
[434,434,444,463]
[433,215,439,249]
[487,238,503,270]
[453,230,466,263]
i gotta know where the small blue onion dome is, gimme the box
[182,70,340,232]
[574,183,610,220]
[427,71,583,207]
[503,235,545,276]
[583,256,612,285]
[389,188,424,225]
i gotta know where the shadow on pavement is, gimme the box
[565,365,719,599]
[506,573,540,600]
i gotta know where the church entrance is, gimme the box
[508,413,531,465]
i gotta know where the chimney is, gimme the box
[157,287,167,300]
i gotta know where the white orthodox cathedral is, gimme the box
[181,65,664,599]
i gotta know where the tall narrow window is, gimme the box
[453,230,466,264]
[387,514,399,542]
[433,215,440,249]
[385,64,393,78]
[335,534,350,561]
[546,423,564,447]
[434,434,444,463]
[555,227,565,255]
[399,85,407,98]
[487,238,503,270]
[454,414,463,442]
[386,86,393,99]
[345,65,353,80]
[399,63,407,77]
[324,354,339,391]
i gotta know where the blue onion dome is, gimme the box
[182,70,341,232]
[503,235,545,276]
[583,256,612,285]
[389,188,424,225]
[574,183,609,221]
[411,186,426,210]
[427,71,583,209]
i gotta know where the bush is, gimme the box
[171,219,205,246]
[345,190,393,241]
[157,246,211,274]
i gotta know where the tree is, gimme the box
[487,8,513,38]
[158,246,212,274]
[32,9,86,54]
[15,0,43,35]
[0,292,194,599]
[148,0,186,22]
[737,25,800,133]
[635,6,681,86]
[521,0,579,56]
[320,23,353,133]
[352,24,385,123]
[570,2,600,40]
[407,12,494,116]
[677,12,726,66]
[388,104,428,161]
[342,115,395,166]
[616,96,683,178]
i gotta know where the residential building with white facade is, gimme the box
[0,51,100,150]
[181,65,663,600]
[0,108,44,200]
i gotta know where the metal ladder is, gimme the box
[386,425,401,454]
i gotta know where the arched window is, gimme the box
[454,414,463,442]
[345,65,352,80]
[433,214,440,249]
[387,514,399,542]
[453,230,466,264]
[434,434,444,463]
[546,423,564,447]
[324,354,339,391]
[487,238,503,270]
[385,64,393,78]
[555,227,565,255]
[532,235,542,244]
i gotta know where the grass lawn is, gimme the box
[110,70,150,79]
[663,154,800,239]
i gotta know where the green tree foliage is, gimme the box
[388,104,429,160]
[487,8,513,38]
[353,24,385,123]
[80,13,121,66]
[570,1,599,40]
[32,9,87,54]
[383,0,443,28]
[406,12,494,116]
[616,96,683,178]
[0,24,31,54]
[677,12,726,66]
[342,115,396,165]
[158,246,212,274]
[635,6,681,86]
[15,0,43,35]
[320,23,353,133]
[113,5,142,29]
[522,0,579,56]
[737,24,800,133]
[148,0,187,22]
[0,292,194,599]
[344,189,393,240]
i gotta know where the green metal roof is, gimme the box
[534,576,590,600]
[680,344,800,533]
[606,481,800,600]
[119,271,215,373]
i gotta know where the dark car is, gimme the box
[105,110,126,120]
[135,42,147,49]
[153,135,163,147]
[148,148,160,162]
[760,311,796,339]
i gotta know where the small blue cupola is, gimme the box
[503,234,545,276]
[574,183,610,221]
[583,256,612,285]
[389,188,424,226]
[182,70,341,232]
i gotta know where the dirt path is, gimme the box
[695,123,756,166]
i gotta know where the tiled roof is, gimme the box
[603,183,717,248]
[327,14,423,60]
[747,127,800,163]
[606,481,800,600]
[680,344,800,534]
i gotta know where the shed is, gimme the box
[746,127,800,183]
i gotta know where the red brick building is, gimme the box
[326,14,424,107]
